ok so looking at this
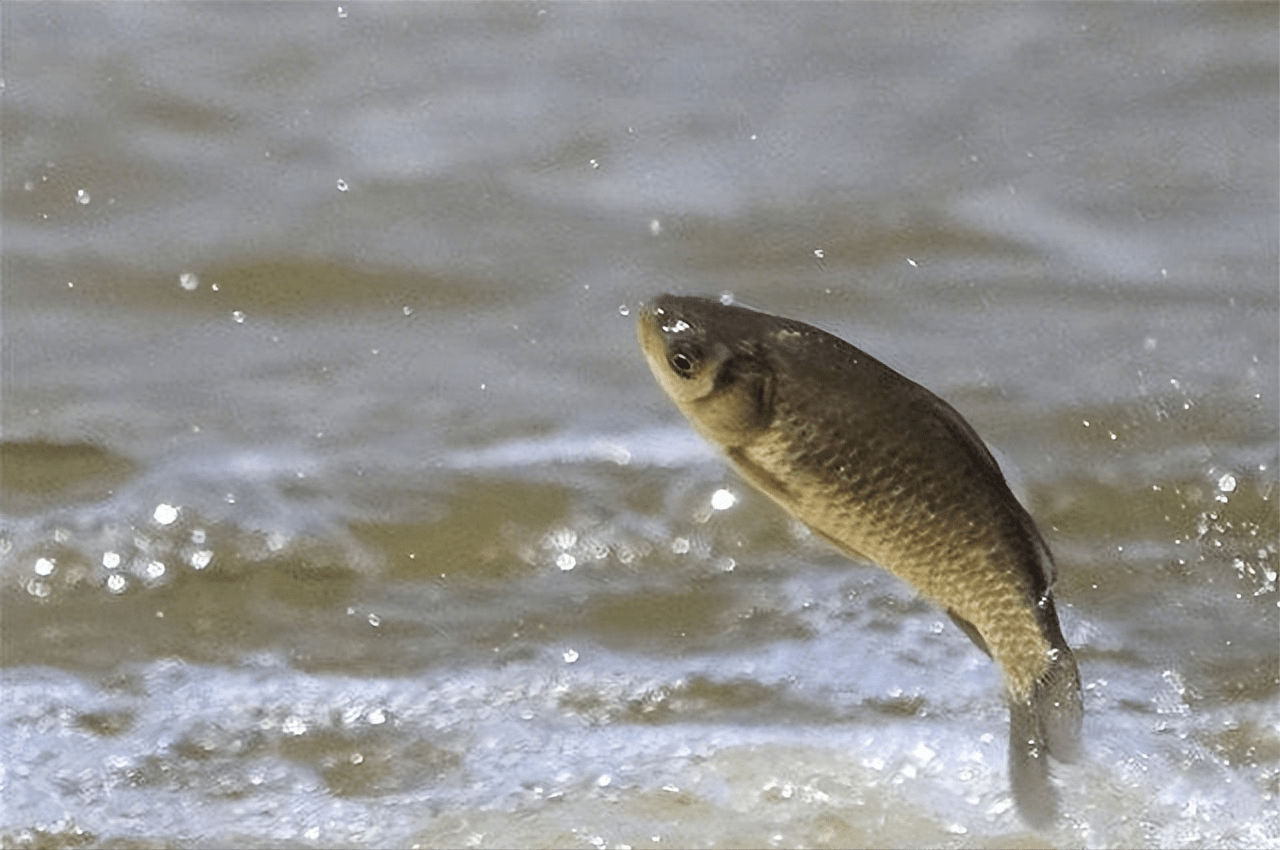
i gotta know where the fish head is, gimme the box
[636,294,775,448]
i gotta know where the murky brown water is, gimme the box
[2,4,1277,848]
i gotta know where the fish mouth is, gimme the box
[635,295,669,322]
[635,301,666,361]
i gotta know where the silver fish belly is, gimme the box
[637,293,1082,828]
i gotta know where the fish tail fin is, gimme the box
[1008,643,1083,828]
[1008,696,1057,829]
[1039,643,1083,763]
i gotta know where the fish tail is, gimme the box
[1008,640,1083,828]
[1008,695,1057,828]
[1038,643,1083,764]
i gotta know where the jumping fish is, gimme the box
[636,294,1082,828]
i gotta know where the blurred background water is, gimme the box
[1,3,1277,848]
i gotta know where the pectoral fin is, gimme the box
[726,447,794,504]
[947,609,992,658]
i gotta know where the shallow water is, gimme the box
[2,3,1278,849]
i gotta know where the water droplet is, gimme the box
[367,613,381,627]
[1218,473,1237,493]
[106,573,128,594]
[402,305,414,316]
[231,310,246,324]
[556,552,577,571]
[179,271,200,291]
[145,561,166,579]
[34,557,55,576]
[649,218,662,236]
[153,503,179,525]
[336,5,347,18]
[710,488,737,511]
[618,304,630,316]
[336,178,348,192]
[189,550,213,570]
[813,248,825,259]
[103,551,121,569]
[75,189,90,205]
[563,648,579,663]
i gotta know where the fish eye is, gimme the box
[669,348,699,378]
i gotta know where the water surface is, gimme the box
[2,4,1277,848]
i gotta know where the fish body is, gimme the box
[636,294,1082,828]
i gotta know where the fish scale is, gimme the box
[637,293,1083,829]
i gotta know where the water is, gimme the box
[2,4,1277,848]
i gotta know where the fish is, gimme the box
[636,293,1082,828]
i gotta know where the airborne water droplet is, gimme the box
[710,489,737,511]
